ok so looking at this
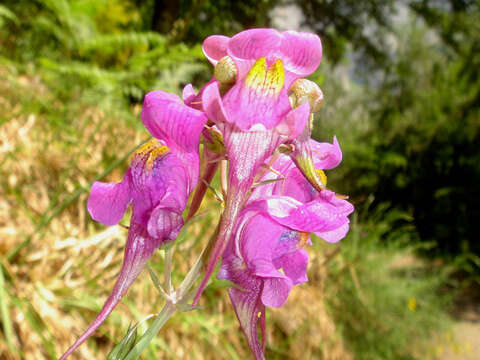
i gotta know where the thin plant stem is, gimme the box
[220,159,228,198]
[186,160,219,221]
[163,245,175,294]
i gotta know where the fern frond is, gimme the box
[0,5,18,25]
[39,58,129,83]
[79,32,166,54]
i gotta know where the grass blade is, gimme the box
[0,264,16,354]
[124,302,176,360]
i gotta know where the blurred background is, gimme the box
[0,0,479,359]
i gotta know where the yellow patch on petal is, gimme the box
[245,57,285,97]
[131,139,170,171]
[146,145,170,171]
[315,169,327,187]
[134,138,162,156]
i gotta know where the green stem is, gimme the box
[123,301,176,360]
[163,246,174,294]
[123,247,208,359]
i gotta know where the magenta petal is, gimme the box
[316,221,350,243]
[311,136,343,170]
[222,84,291,131]
[279,249,309,285]
[87,176,131,226]
[142,91,207,153]
[281,31,322,77]
[318,189,355,217]
[182,83,196,104]
[278,200,348,233]
[276,101,310,139]
[202,81,229,123]
[59,223,159,360]
[229,286,266,360]
[248,196,303,219]
[144,89,180,104]
[261,277,292,308]
[240,214,283,268]
[278,168,317,203]
[228,28,282,61]
[147,205,183,241]
[249,195,352,233]
[202,35,230,65]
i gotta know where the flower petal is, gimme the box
[315,221,350,243]
[220,57,291,131]
[142,91,207,154]
[202,81,229,124]
[202,35,230,65]
[261,276,293,307]
[147,205,184,241]
[249,194,353,233]
[229,286,266,360]
[239,214,284,268]
[59,223,159,360]
[278,249,309,285]
[311,136,342,170]
[276,101,309,139]
[182,83,196,104]
[87,175,131,226]
[281,31,322,77]
[228,28,282,62]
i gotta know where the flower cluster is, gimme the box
[60,29,353,360]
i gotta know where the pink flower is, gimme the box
[218,214,308,360]
[220,137,352,359]
[60,91,207,360]
[219,191,353,359]
[203,29,322,92]
[193,29,323,303]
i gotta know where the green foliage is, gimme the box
[107,323,138,360]
[323,205,452,359]
[295,0,396,65]
[313,3,480,265]
[0,0,208,113]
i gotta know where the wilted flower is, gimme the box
[60,91,207,359]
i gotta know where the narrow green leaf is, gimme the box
[252,176,285,188]
[202,179,224,202]
[124,303,176,360]
[107,324,138,360]
[0,264,16,353]
[145,264,169,300]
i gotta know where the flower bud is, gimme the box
[204,125,225,154]
[288,79,324,113]
[214,56,237,84]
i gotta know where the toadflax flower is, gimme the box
[220,137,353,359]
[60,91,207,360]
[193,29,324,303]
